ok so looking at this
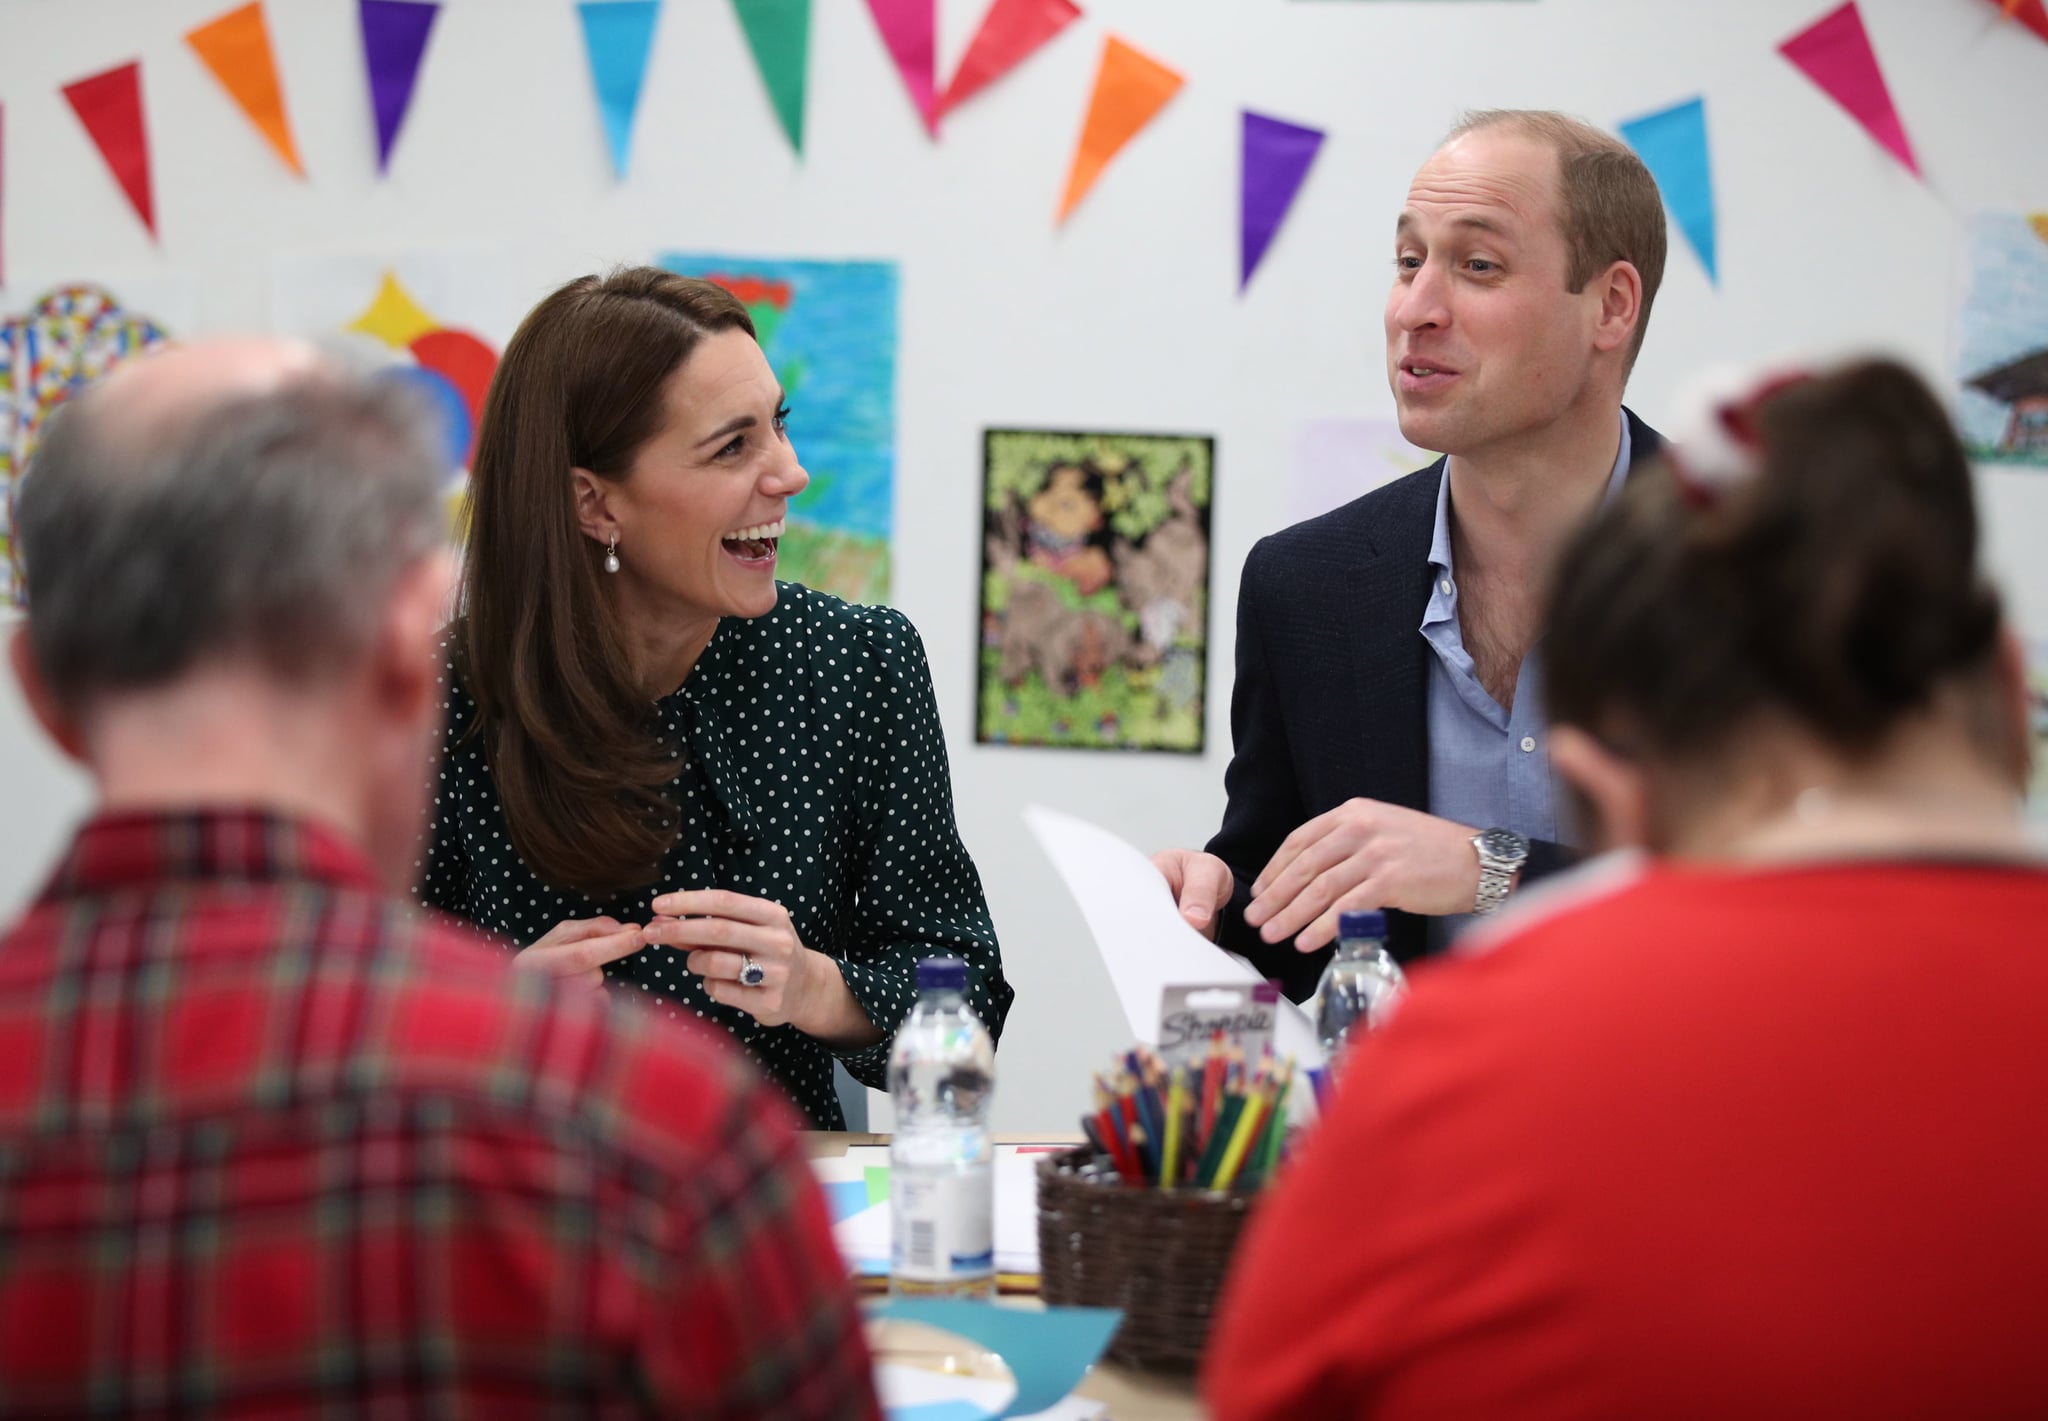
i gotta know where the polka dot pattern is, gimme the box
[412,583,1015,1129]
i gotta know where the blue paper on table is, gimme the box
[868,1300,1123,1419]
[890,1404,990,1421]
[824,1180,871,1223]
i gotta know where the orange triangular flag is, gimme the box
[1056,35,1182,223]
[186,2,303,176]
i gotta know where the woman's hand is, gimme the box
[516,916,647,998]
[644,889,884,1048]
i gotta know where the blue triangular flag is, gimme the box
[577,0,662,179]
[1618,96,1717,286]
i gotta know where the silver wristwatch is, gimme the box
[1470,827,1529,915]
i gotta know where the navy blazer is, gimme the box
[1206,408,1665,1000]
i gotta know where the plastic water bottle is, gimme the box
[889,956,996,1299]
[1314,909,1408,1064]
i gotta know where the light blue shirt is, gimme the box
[1422,413,1630,948]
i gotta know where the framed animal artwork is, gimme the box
[977,429,1214,752]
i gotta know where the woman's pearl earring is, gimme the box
[604,535,620,574]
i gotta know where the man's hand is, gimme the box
[1246,799,1481,952]
[1151,848,1235,941]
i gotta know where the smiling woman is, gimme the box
[415,268,1013,1127]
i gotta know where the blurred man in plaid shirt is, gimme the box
[0,339,880,1419]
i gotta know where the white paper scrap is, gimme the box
[1021,805,1325,1069]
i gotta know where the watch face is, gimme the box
[1479,827,1528,862]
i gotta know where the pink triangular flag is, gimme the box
[864,0,937,135]
[1779,2,1920,177]
[937,0,1080,119]
[61,62,157,238]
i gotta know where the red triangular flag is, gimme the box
[62,62,157,237]
[937,0,1080,119]
[1989,0,2048,43]
[1778,3,1920,178]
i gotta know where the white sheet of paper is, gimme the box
[833,1149,1043,1276]
[1021,805,1325,1069]
[875,1363,1105,1421]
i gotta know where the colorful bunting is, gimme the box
[359,0,441,173]
[1989,0,2048,44]
[1619,97,1717,286]
[1057,36,1184,224]
[731,0,810,156]
[577,1,662,179]
[1240,111,1324,291]
[937,0,1081,120]
[864,0,939,135]
[1779,2,1920,178]
[186,2,303,176]
[61,62,156,239]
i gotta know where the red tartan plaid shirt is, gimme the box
[0,808,880,1420]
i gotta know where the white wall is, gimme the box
[2,0,2045,1129]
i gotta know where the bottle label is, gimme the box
[891,1171,994,1283]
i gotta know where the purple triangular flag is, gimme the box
[1241,111,1325,291]
[360,0,440,172]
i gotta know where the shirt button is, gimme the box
[1520,736,1536,752]
[1439,578,1453,595]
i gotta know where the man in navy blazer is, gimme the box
[1157,111,1670,998]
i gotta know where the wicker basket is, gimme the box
[1035,1146,1259,1372]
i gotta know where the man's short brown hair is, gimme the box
[1448,109,1668,375]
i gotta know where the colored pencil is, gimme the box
[1195,1094,1245,1189]
[1210,1083,1271,1191]
[1160,1063,1188,1191]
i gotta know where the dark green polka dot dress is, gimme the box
[415,582,1014,1128]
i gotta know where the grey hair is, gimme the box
[16,370,447,715]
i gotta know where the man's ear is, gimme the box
[1549,723,1652,852]
[1590,259,1644,358]
[368,551,457,729]
[571,467,617,547]
[8,626,88,764]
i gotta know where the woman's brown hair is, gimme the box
[1547,358,2008,775]
[459,267,756,897]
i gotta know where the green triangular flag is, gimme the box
[731,0,808,156]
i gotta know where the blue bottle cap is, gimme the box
[916,956,968,992]
[1338,909,1387,941]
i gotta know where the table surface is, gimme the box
[807,1133,1207,1421]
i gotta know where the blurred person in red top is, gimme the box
[0,339,879,1419]
[1205,358,2048,1421]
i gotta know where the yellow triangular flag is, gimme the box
[186,1,303,176]
[1057,35,1183,224]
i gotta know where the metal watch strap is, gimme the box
[1470,828,1527,916]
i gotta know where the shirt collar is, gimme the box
[1427,410,1633,578]
[38,808,382,903]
